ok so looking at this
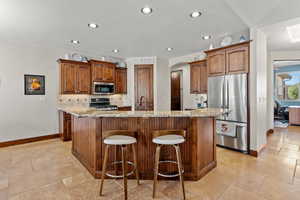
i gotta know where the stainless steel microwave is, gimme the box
[92,82,115,95]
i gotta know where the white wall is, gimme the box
[249,28,268,151]
[0,41,125,142]
[0,43,61,142]
[155,57,171,110]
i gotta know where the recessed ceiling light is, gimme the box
[190,11,202,18]
[112,49,119,53]
[141,6,153,15]
[166,47,173,52]
[287,24,300,43]
[202,35,211,40]
[70,40,80,44]
[88,23,99,29]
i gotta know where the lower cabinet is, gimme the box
[289,107,300,125]
[59,111,72,141]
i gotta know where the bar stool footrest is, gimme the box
[157,160,184,178]
[105,161,135,178]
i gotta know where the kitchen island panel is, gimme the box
[72,116,216,181]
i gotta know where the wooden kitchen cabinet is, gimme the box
[60,63,77,94]
[59,111,72,141]
[289,107,300,125]
[205,41,250,76]
[190,60,207,94]
[115,67,127,94]
[207,51,226,76]
[226,45,249,74]
[90,60,116,83]
[77,64,91,94]
[58,59,91,94]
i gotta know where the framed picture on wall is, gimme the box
[24,75,45,95]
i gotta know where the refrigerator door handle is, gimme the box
[227,78,230,109]
[222,77,226,109]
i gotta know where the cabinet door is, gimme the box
[207,51,226,76]
[190,64,201,93]
[61,63,77,94]
[200,64,208,93]
[91,63,104,82]
[102,63,115,82]
[226,46,249,74]
[115,68,127,94]
[77,65,91,94]
[66,119,72,140]
[289,108,300,125]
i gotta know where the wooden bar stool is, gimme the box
[99,130,140,200]
[152,130,186,200]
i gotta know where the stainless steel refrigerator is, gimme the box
[208,74,248,153]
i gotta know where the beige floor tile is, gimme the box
[0,127,299,199]
[68,179,122,200]
[9,182,71,200]
[62,172,94,188]
[257,176,300,200]
[219,185,266,200]
[0,188,8,200]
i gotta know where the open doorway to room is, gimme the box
[171,70,183,110]
[273,60,300,128]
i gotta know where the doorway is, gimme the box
[171,70,183,110]
[273,60,300,128]
[134,64,154,111]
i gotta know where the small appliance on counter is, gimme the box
[89,98,118,111]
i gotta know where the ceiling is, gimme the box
[1,0,300,58]
[263,18,300,51]
[273,60,300,68]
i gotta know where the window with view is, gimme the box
[275,69,300,101]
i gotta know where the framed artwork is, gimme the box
[24,75,45,95]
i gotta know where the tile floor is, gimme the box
[1,126,300,200]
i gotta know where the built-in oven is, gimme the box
[92,82,115,95]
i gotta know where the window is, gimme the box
[275,70,300,101]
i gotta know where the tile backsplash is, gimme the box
[57,94,131,108]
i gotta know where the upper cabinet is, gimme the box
[90,60,115,83]
[58,59,91,94]
[115,67,127,94]
[226,45,249,74]
[189,60,207,94]
[205,41,250,76]
[207,50,226,76]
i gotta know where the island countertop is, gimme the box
[58,107,228,118]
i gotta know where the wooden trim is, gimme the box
[267,129,274,136]
[188,59,207,65]
[57,59,90,65]
[249,143,267,157]
[0,134,60,148]
[89,59,116,65]
[115,67,128,70]
[204,41,252,54]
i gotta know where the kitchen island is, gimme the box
[60,108,227,181]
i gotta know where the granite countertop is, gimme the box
[58,107,229,118]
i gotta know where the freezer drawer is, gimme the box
[216,120,248,152]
